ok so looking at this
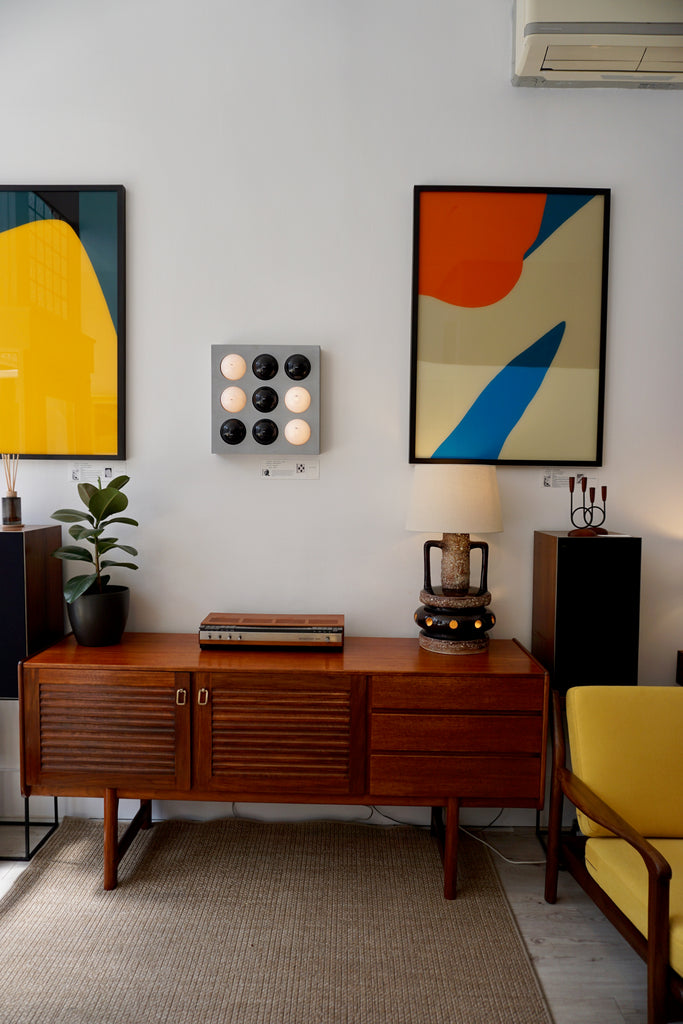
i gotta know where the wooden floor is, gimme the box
[486,828,648,1024]
[0,824,649,1023]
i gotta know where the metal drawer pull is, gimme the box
[176,689,187,706]
[198,688,209,706]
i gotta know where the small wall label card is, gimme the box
[211,344,320,455]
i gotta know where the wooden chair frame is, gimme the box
[544,690,683,1024]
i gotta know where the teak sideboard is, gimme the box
[19,634,549,896]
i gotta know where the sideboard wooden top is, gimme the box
[23,633,546,678]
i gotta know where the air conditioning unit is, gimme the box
[513,0,683,87]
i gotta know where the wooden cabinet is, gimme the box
[19,634,548,896]
[0,525,64,699]
[532,530,641,692]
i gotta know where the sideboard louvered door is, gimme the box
[192,672,366,797]
[21,667,192,794]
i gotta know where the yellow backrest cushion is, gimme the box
[566,685,683,838]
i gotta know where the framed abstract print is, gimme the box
[0,185,126,459]
[409,186,610,466]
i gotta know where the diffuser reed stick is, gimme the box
[2,452,19,496]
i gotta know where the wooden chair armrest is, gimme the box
[558,762,673,1021]
[557,766,672,884]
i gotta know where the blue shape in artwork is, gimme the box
[524,193,594,261]
[432,322,566,460]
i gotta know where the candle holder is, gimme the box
[568,476,607,536]
[2,453,22,529]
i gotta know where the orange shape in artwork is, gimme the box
[418,192,546,308]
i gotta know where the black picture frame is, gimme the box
[0,185,126,459]
[409,185,610,466]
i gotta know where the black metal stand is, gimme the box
[0,796,59,860]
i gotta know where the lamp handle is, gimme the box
[422,539,442,591]
[422,538,489,593]
[470,540,489,593]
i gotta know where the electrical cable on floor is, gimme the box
[231,802,377,825]
[369,806,430,828]
[231,802,545,862]
[459,824,546,866]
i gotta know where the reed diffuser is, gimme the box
[2,452,22,528]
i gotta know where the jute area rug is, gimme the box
[0,817,553,1024]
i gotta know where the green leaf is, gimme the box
[68,524,103,541]
[100,560,138,571]
[98,540,138,557]
[77,482,97,506]
[52,545,95,563]
[51,508,95,525]
[97,538,120,554]
[104,516,139,528]
[89,486,129,524]
[107,475,129,491]
[64,573,99,603]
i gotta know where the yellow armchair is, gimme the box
[545,685,683,1024]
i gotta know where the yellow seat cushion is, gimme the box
[585,837,683,976]
[566,686,683,838]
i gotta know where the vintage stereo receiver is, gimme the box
[199,613,344,650]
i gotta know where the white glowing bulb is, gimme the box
[284,386,311,413]
[284,419,311,446]
[220,386,247,412]
[220,353,247,380]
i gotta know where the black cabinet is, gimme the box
[0,526,64,699]
[532,530,641,694]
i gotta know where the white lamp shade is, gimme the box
[406,464,503,535]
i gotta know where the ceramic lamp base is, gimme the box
[414,586,495,655]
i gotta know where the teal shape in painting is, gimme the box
[524,193,594,261]
[431,322,566,460]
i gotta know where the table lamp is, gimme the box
[407,464,503,654]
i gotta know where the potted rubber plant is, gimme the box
[51,475,138,646]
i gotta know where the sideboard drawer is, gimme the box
[370,675,546,712]
[370,712,544,754]
[369,753,542,800]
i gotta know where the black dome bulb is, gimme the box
[252,419,279,445]
[219,419,247,445]
[284,353,311,380]
[252,353,279,380]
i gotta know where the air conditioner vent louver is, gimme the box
[513,0,683,87]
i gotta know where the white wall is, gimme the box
[1,0,682,826]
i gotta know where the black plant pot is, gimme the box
[67,586,130,646]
